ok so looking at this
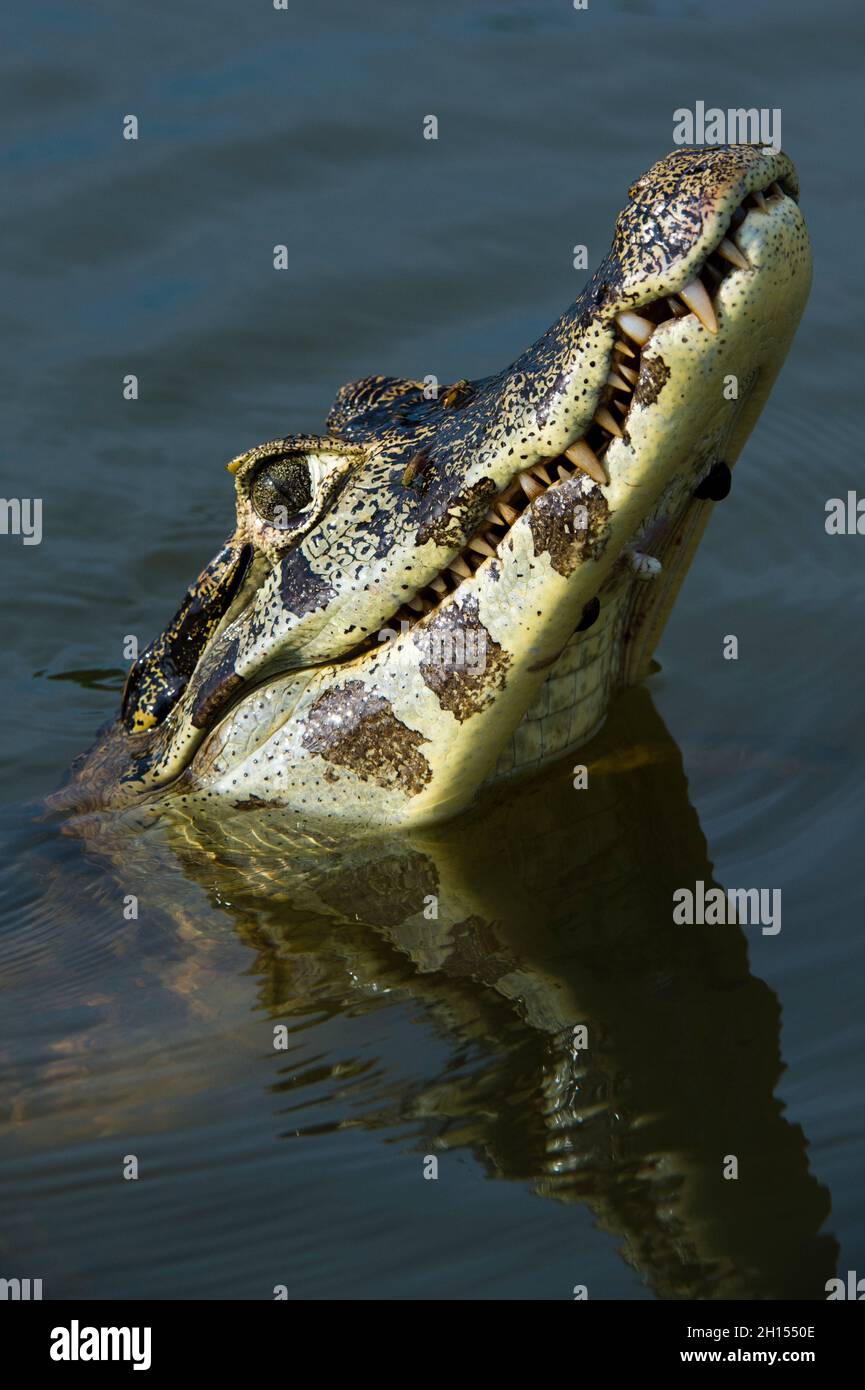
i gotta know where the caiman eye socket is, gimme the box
[251,455,313,527]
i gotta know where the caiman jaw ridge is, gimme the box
[388,177,793,635]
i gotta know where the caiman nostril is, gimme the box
[693,461,732,501]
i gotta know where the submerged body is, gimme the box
[57,144,812,826]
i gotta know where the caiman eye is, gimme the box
[251,455,313,526]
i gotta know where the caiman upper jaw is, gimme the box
[379,176,798,634]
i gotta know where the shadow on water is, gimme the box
[35,684,836,1299]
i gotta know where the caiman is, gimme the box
[53,143,812,827]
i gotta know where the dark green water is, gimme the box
[1,0,861,1299]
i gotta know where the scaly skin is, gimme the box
[55,145,811,826]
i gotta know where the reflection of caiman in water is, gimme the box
[61,687,836,1299]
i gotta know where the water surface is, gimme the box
[0,0,861,1299]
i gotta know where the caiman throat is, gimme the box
[58,145,812,826]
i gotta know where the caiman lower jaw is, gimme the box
[385,178,791,637]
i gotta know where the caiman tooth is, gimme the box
[518,470,545,500]
[678,277,718,334]
[617,362,638,385]
[769,181,784,198]
[564,440,608,486]
[752,189,769,213]
[449,555,473,580]
[606,368,631,390]
[615,311,655,346]
[556,462,572,482]
[497,479,523,508]
[613,338,637,359]
[667,296,689,318]
[594,405,624,438]
[467,533,496,558]
[489,497,522,522]
[717,236,749,270]
[407,595,426,612]
[530,463,553,485]
[429,575,448,595]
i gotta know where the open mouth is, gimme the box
[388,177,793,632]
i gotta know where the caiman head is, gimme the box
[59,145,811,826]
